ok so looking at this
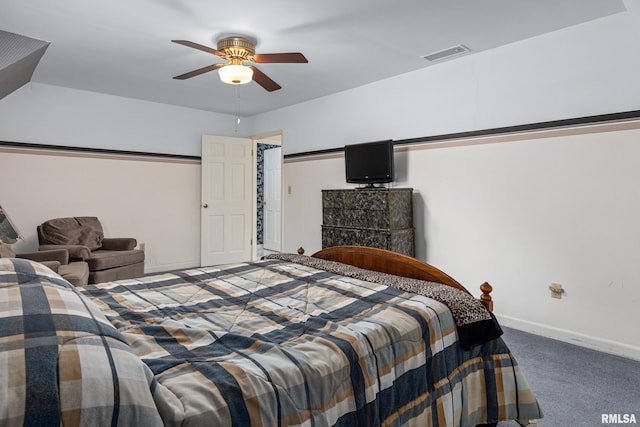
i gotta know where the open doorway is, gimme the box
[255,134,282,258]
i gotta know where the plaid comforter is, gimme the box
[78,258,542,427]
[0,258,162,426]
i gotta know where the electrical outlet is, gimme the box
[549,282,563,299]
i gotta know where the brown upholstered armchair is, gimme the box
[37,216,144,284]
[0,247,89,286]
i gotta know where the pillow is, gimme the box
[0,258,163,426]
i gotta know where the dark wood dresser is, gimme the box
[321,188,415,256]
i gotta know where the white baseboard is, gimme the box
[144,260,199,274]
[495,314,640,362]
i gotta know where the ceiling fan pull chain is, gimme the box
[234,85,241,132]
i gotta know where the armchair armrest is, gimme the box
[101,238,137,251]
[39,244,91,260]
[40,260,61,273]
[17,249,70,265]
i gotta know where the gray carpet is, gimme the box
[496,327,640,426]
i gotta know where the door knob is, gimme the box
[202,203,209,208]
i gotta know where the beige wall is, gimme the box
[0,147,201,273]
[282,120,640,361]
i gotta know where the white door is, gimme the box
[263,147,282,251]
[201,135,252,266]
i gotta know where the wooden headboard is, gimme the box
[310,246,494,311]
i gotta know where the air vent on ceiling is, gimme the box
[423,44,470,62]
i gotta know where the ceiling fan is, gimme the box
[171,36,308,92]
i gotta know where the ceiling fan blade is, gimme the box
[249,66,282,92]
[173,63,224,80]
[253,52,308,63]
[171,39,226,57]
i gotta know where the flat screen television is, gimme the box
[344,140,394,187]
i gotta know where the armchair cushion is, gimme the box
[40,217,103,250]
[86,250,145,272]
[58,263,90,287]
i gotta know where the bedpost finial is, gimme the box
[479,282,494,312]
[297,247,305,255]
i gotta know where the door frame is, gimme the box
[251,130,283,260]
[262,145,282,252]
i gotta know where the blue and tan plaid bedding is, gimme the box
[264,253,504,349]
[0,258,163,426]
[77,258,542,426]
[1,257,542,426]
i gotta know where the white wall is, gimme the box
[406,127,640,359]
[252,11,640,154]
[282,154,344,254]
[0,83,243,156]
[281,123,640,360]
[0,148,201,273]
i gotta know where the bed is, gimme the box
[0,246,542,426]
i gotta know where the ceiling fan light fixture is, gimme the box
[172,35,306,91]
[219,64,253,85]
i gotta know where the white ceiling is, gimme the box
[0,0,627,116]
